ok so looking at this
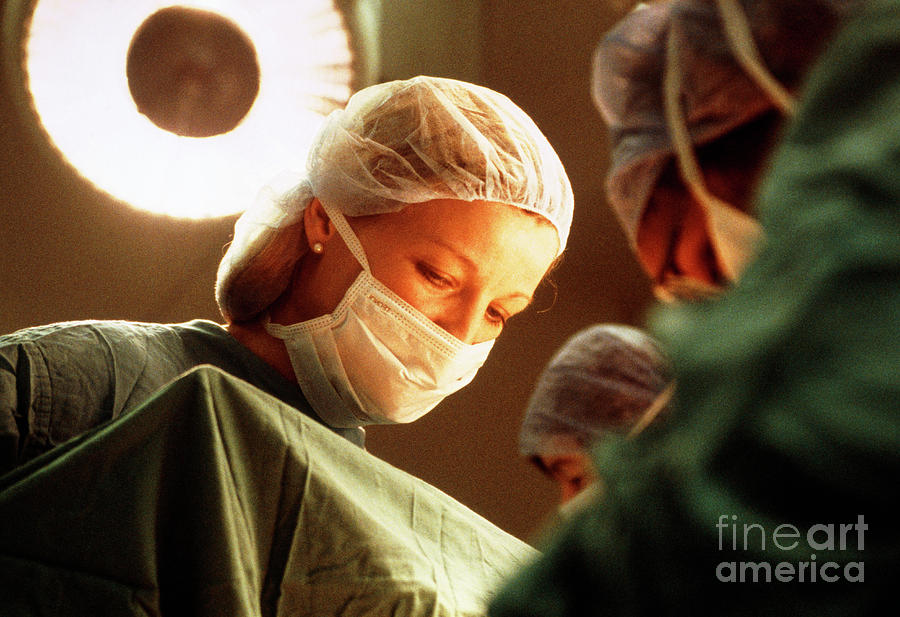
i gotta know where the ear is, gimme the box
[302,198,336,248]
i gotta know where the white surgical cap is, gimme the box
[592,0,860,257]
[216,75,574,322]
[519,324,672,458]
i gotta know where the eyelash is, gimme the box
[418,263,453,289]
[417,262,508,327]
[486,306,506,326]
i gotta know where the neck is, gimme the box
[226,320,297,383]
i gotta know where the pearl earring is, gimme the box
[311,241,324,254]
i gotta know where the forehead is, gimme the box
[371,199,556,238]
[358,199,559,277]
[539,453,592,479]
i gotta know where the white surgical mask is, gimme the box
[266,202,494,426]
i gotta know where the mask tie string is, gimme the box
[716,0,797,116]
[627,381,676,439]
[662,26,764,282]
[318,200,372,273]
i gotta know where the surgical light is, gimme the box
[16,0,357,219]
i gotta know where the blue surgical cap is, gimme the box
[519,324,672,457]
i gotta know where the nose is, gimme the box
[430,297,489,345]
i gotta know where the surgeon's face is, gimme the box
[275,198,560,345]
[636,111,783,300]
[537,453,596,504]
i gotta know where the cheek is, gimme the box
[357,234,415,297]
[369,259,433,312]
[360,239,457,326]
[387,282,458,330]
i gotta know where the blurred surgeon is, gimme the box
[0,75,574,473]
[593,0,861,300]
[519,324,672,504]
[490,1,899,613]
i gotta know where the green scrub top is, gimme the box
[0,319,364,473]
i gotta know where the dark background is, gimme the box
[0,0,651,541]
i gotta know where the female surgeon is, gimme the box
[0,75,573,472]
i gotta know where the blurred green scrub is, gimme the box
[490,1,900,614]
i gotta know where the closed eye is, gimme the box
[486,304,507,327]
[417,262,455,289]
